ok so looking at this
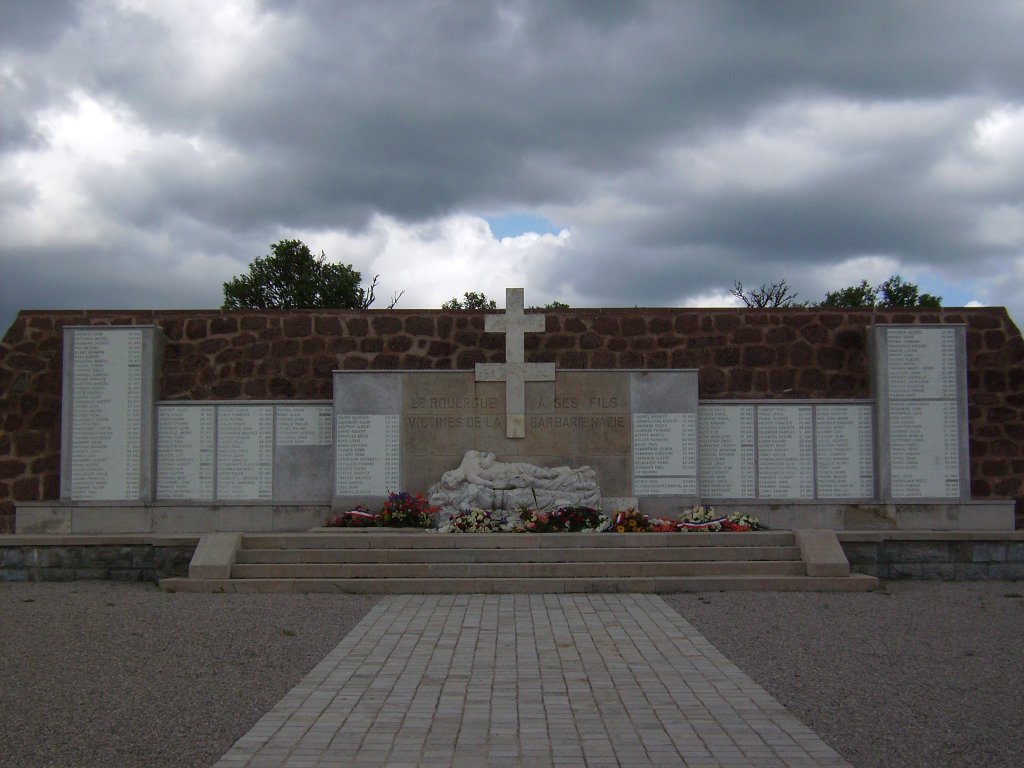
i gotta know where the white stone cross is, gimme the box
[475,288,555,438]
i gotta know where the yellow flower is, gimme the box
[615,525,625,533]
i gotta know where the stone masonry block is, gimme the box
[989,563,1024,579]
[841,543,878,564]
[899,543,951,563]
[971,543,1008,563]
[954,563,991,579]
[919,563,956,580]
[889,562,923,579]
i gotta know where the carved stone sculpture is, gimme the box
[427,450,601,521]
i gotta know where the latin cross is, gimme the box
[475,288,554,438]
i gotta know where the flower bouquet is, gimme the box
[609,507,650,532]
[438,508,509,533]
[381,491,437,528]
[648,518,678,532]
[551,505,606,532]
[722,512,764,531]
[677,504,727,532]
[518,508,560,533]
[326,506,381,527]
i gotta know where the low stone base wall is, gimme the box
[3,531,1022,584]
[710,501,1015,531]
[0,535,197,583]
[15,502,331,535]
[15,499,1018,535]
[839,531,1024,579]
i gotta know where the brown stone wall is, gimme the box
[2,307,1022,532]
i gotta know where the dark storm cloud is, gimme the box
[2,0,1024,333]
[0,0,80,48]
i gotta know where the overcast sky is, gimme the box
[3,0,1024,334]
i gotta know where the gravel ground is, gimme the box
[0,582,378,768]
[665,582,1024,768]
[1,581,1021,768]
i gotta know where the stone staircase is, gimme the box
[159,530,878,593]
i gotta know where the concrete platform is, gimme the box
[160,530,879,593]
[212,594,852,767]
[161,574,879,594]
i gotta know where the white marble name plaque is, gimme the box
[157,406,215,499]
[815,405,874,498]
[889,400,960,498]
[335,414,400,495]
[276,405,333,446]
[632,413,697,496]
[70,330,143,500]
[216,406,273,500]
[699,405,756,498]
[887,328,957,400]
[757,405,814,499]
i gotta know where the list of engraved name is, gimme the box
[71,330,142,500]
[336,414,400,495]
[157,406,215,499]
[217,406,273,500]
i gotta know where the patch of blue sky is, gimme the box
[920,274,983,307]
[484,213,561,239]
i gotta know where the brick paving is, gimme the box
[213,594,850,768]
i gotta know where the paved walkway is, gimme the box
[213,594,850,768]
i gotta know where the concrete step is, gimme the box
[161,573,879,594]
[241,531,797,550]
[229,560,807,579]
[235,545,804,564]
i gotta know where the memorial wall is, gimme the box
[2,306,1022,532]
[51,322,972,513]
[332,370,697,514]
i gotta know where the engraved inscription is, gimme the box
[757,405,813,499]
[632,413,697,496]
[70,330,143,500]
[884,326,961,499]
[699,405,756,498]
[887,328,957,400]
[336,414,400,495]
[157,405,215,499]
[276,405,333,446]
[815,405,874,499]
[890,401,960,498]
[216,406,273,500]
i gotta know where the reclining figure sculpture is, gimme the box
[427,449,601,521]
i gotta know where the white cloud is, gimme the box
[807,255,902,295]
[931,102,1024,194]
[681,291,741,309]
[105,0,287,92]
[0,91,148,247]
[667,98,971,195]
[294,215,573,309]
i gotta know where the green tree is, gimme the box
[878,275,942,308]
[820,275,941,308]
[819,280,878,308]
[222,239,389,309]
[545,300,570,308]
[442,291,497,309]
